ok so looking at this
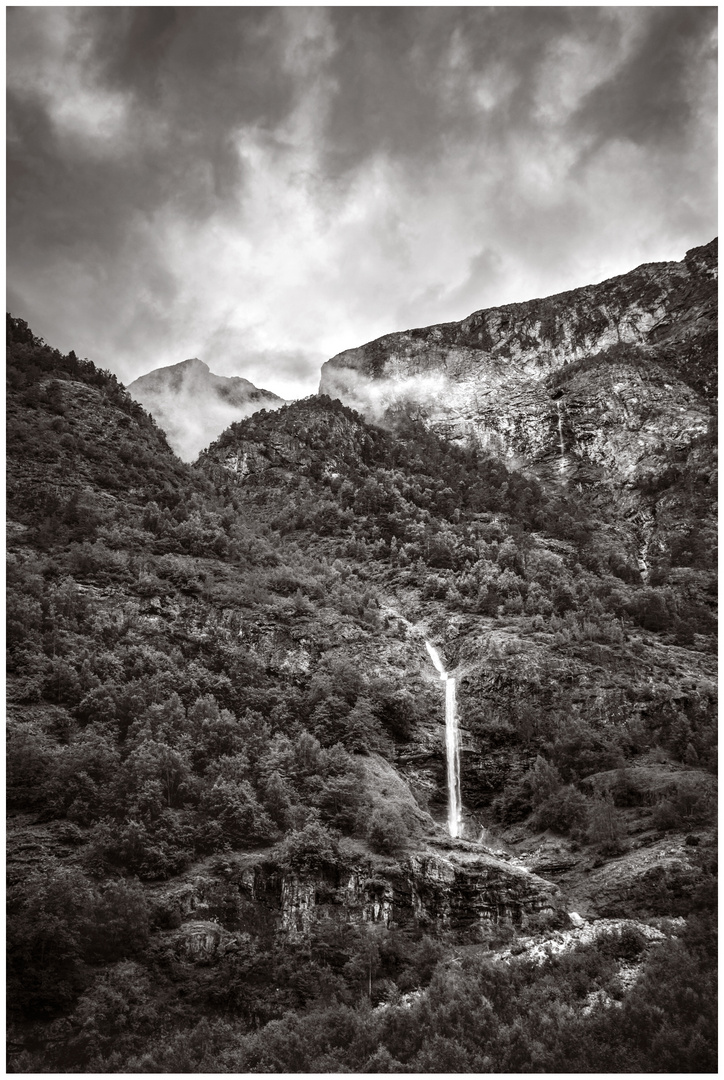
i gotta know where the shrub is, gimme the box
[547,718,623,782]
[586,793,627,854]
[532,785,589,834]
[597,924,648,961]
[652,779,715,832]
[93,812,196,880]
[199,778,279,848]
[7,867,93,1014]
[610,768,646,807]
[275,822,339,874]
[7,725,53,808]
[367,806,410,855]
[83,880,151,963]
[64,961,160,1070]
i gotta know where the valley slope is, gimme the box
[6,244,717,1075]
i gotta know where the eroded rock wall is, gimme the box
[319,240,716,487]
[154,847,561,955]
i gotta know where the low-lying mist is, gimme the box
[128,359,285,461]
[320,365,451,424]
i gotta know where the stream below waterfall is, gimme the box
[425,641,463,838]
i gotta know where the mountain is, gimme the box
[319,240,717,633]
[127,357,284,462]
[201,390,716,800]
[320,239,717,488]
[6,276,717,1075]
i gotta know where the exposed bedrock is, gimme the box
[319,240,716,487]
[155,846,562,957]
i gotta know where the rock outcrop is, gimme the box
[319,240,716,487]
[153,844,562,945]
[128,357,284,461]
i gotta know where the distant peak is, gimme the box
[127,357,210,388]
[171,357,209,372]
[126,354,286,460]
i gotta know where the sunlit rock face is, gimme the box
[153,849,562,943]
[319,240,716,487]
[128,357,284,461]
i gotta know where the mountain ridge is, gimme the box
[5,238,717,1073]
[319,238,717,487]
[128,356,284,462]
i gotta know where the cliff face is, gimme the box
[157,844,562,962]
[128,357,284,462]
[319,240,716,487]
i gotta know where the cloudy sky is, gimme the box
[7,6,718,399]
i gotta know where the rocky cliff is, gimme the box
[319,240,717,487]
[153,840,562,963]
[6,313,717,1073]
[128,357,284,462]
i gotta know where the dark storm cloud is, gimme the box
[320,7,627,172]
[86,5,299,209]
[7,7,297,233]
[6,7,718,397]
[569,7,717,150]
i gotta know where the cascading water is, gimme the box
[425,641,463,838]
[556,399,567,475]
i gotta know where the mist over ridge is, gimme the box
[127,355,285,461]
[123,237,716,470]
[319,237,717,485]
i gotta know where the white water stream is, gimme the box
[425,641,463,838]
[556,400,567,475]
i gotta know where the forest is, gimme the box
[6,314,717,1072]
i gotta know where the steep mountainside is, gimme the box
[6,307,716,1073]
[128,357,284,462]
[202,395,716,816]
[200,392,716,1069]
[320,240,717,488]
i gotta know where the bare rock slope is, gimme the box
[320,240,717,486]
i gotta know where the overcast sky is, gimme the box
[7,6,718,398]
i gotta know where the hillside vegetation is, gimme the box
[6,314,717,1072]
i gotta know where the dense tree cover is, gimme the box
[8,869,150,1015]
[6,320,440,1041]
[6,548,424,878]
[6,316,717,1071]
[203,394,596,548]
[11,902,716,1073]
[199,393,718,830]
[201,395,716,645]
[7,346,392,787]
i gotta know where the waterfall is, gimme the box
[425,641,463,838]
[556,399,567,475]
